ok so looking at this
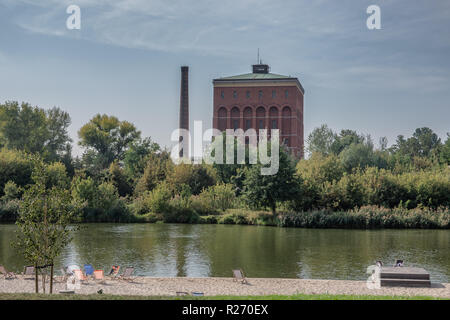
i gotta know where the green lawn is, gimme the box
[0,293,447,300]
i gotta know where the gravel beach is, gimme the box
[1,276,449,298]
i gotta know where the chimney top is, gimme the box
[252,64,270,74]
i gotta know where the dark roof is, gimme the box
[213,72,305,94]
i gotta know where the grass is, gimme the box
[0,293,447,300]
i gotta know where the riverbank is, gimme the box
[134,206,450,229]
[1,277,449,298]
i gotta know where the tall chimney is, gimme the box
[179,66,189,158]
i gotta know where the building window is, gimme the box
[233,90,237,98]
[221,91,224,99]
[258,90,263,99]
[284,138,289,146]
[258,120,264,129]
[233,119,239,130]
[245,119,251,130]
[246,91,250,98]
[285,90,289,98]
[271,119,277,129]
[272,90,276,98]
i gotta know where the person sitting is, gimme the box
[394,260,404,267]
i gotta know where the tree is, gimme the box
[306,124,336,155]
[391,127,442,158]
[123,137,160,180]
[134,151,173,195]
[330,129,366,155]
[339,142,375,172]
[14,157,79,294]
[243,146,301,214]
[0,149,34,196]
[166,163,217,195]
[0,101,72,162]
[78,114,140,169]
[108,161,133,197]
[440,133,450,165]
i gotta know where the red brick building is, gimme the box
[212,64,305,158]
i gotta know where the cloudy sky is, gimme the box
[0,0,449,155]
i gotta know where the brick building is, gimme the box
[212,64,305,158]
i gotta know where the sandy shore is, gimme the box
[1,276,449,298]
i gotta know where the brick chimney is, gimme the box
[179,66,189,158]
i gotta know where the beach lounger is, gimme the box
[84,264,94,278]
[52,267,70,283]
[118,267,137,282]
[0,265,17,279]
[22,266,35,280]
[74,269,89,284]
[232,269,248,284]
[93,270,106,284]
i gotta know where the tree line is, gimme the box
[0,101,449,226]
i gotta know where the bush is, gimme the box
[190,183,236,215]
[0,199,20,222]
[0,149,33,196]
[162,195,199,223]
[145,183,172,214]
[71,177,131,222]
[278,206,449,229]
[166,164,217,195]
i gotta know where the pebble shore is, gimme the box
[1,276,449,298]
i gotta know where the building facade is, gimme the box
[212,64,305,158]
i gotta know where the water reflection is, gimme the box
[0,224,449,282]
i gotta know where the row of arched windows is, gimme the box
[217,106,294,138]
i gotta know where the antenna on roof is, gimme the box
[257,48,259,64]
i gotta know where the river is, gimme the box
[1,223,449,282]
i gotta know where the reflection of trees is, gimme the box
[67,224,212,277]
[0,225,27,272]
[204,225,304,278]
[6,223,448,281]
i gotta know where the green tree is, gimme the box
[123,137,160,180]
[330,129,366,155]
[166,164,217,195]
[0,149,34,196]
[134,151,173,195]
[14,157,79,294]
[339,141,375,172]
[0,101,72,162]
[306,124,336,155]
[243,147,301,214]
[440,133,450,165]
[78,114,140,169]
[391,127,442,158]
[108,161,133,197]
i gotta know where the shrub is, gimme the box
[166,164,217,195]
[277,206,449,229]
[162,195,199,223]
[190,183,236,215]
[71,177,131,222]
[0,149,33,196]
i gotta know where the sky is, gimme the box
[0,0,449,156]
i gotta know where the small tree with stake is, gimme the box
[14,156,79,294]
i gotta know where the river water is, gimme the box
[1,223,449,282]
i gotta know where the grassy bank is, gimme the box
[133,206,450,229]
[0,293,447,300]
